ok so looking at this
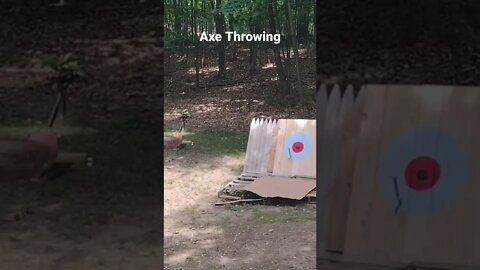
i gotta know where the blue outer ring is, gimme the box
[379,127,469,216]
[283,132,313,161]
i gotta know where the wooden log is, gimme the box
[218,194,242,200]
[54,153,87,164]
[214,199,264,206]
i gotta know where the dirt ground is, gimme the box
[164,149,316,270]
[0,3,162,270]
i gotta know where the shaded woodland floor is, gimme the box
[164,45,316,132]
[0,3,162,269]
[164,130,316,269]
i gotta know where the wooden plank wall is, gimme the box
[316,84,365,254]
[325,86,366,252]
[244,118,317,178]
[272,119,317,178]
[243,118,279,174]
[328,85,480,269]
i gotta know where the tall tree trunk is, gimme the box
[194,0,200,90]
[173,0,182,33]
[287,0,301,83]
[283,5,290,76]
[214,0,226,79]
[195,43,200,90]
[267,0,290,95]
[249,15,257,74]
[228,14,237,61]
[191,0,195,42]
[296,0,310,44]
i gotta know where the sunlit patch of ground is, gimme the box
[164,130,316,270]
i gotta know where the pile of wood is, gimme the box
[216,173,316,206]
[215,116,317,205]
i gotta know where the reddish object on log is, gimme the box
[164,132,183,150]
[0,130,58,181]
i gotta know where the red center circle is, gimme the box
[292,142,304,153]
[404,156,441,191]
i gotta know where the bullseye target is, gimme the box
[379,127,469,215]
[283,132,313,161]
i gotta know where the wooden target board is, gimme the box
[336,85,480,268]
[272,119,316,178]
[243,118,279,174]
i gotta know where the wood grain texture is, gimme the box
[243,118,279,175]
[272,119,316,178]
[326,85,365,252]
[317,85,343,256]
[335,85,480,269]
[316,84,328,256]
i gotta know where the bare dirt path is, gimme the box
[164,150,316,270]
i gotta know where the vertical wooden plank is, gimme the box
[405,86,480,266]
[316,84,329,257]
[455,88,480,267]
[353,85,428,264]
[259,119,273,172]
[291,119,316,178]
[243,118,256,173]
[256,118,267,172]
[259,119,270,173]
[318,85,341,190]
[399,86,447,265]
[325,85,362,252]
[317,84,341,252]
[316,83,328,147]
[249,118,261,173]
[272,119,289,175]
[266,119,279,173]
[343,85,389,261]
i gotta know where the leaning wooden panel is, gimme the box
[359,86,428,263]
[316,84,328,136]
[243,118,256,173]
[316,84,328,255]
[271,119,290,175]
[325,85,364,252]
[402,87,480,267]
[451,88,480,266]
[342,85,480,268]
[400,86,449,264]
[243,118,278,175]
[317,86,341,192]
[344,86,445,264]
[342,85,390,262]
[244,118,260,173]
[291,120,316,177]
[272,119,316,178]
[266,119,279,173]
[256,118,269,172]
[316,86,342,251]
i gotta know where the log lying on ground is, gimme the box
[0,129,90,181]
[41,152,90,180]
[0,130,58,181]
